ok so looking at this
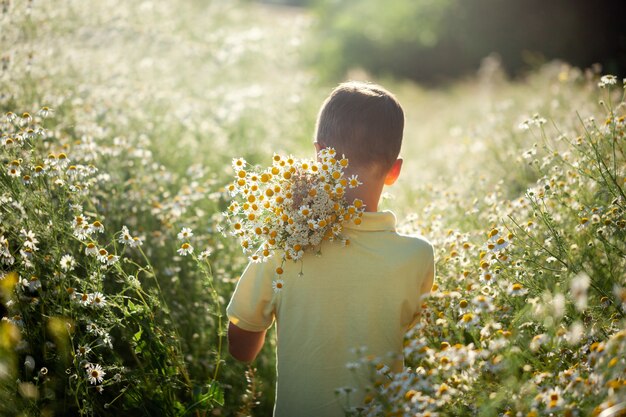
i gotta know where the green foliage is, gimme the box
[309,0,626,83]
[310,0,454,81]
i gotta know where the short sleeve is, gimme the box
[226,260,277,332]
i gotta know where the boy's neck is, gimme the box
[342,167,385,213]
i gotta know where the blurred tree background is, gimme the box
[259,0,626,84]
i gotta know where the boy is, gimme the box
[226,81,435,416]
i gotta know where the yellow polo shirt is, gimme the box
[226,211,435,417]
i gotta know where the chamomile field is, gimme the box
[0,1,625,416]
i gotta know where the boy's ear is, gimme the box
[384,158,403,186]
[314,141,322,153]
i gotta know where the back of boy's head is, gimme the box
[315,81,404,175]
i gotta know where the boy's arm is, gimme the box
[228,322,267,362]
[226,258,276,362]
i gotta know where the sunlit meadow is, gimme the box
[1,1,625,416]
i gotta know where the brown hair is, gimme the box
[314,81,404,174]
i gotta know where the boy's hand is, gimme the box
[227,322,267,362]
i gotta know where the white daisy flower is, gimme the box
[20,229,38,249]
[299,205,311,217]
[85,322,98,334]
[570,272,590,311]
[37,106,53,118]
[347,175,362,188]
[90,292,106,308]
[104,254,119,266]
[102,333,113,349]
[7,167,20,177]
[458,312,479,329]
[118,226,133,245]
[77,292,91,306]
[598,74,617,88]
[198,249,212,260]
[479,270,495,285]
[272,279,284,293]
[90,221,104,234]
[76,345,91,357]
[507,283,528,297]
[177,227,193,240]
[231,158,246,170]
[85,363,106,385]
[85,243,98,257]
[97,248,109,263]
[177,242,193,256]
[60,254,76,272]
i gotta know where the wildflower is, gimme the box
[84,243,98,256]
[7,165,20,177]
[2,136,17,148]
[457,299,470,314]
[272,279,284,292]
[118,226,133,245]
[85,363,106,385]
[37,106,53,118]
[130,236,143,247]
[177,242,193,256]
[507,282,528,296]
[530,333,549,351]
[473,294,495,312]
[479,270,495,285]
[60,254,76,272]
[347,174,362,188]
[232,158,246,170]
[543,387,565,411]
[104,254,119,266]
[90,292,106,308]
[85,322,99,334]
[491,237,509,252]
[74,223,93,241]
[598,74,617,88]
[299,205,311,217]
[0,235,13,265]
[565,321,584,345]
[17,112,32,127]
[76,345,91,357]
[458,313,479,328]
[102,334,113,349]
[20,229,38,251]
[570,272,590,311]
[97,248,109,263]
[22,276,41,292]
[87,221,103,235]
[198,249,212,260]
[78,293,91,306]
[177,227,193,240]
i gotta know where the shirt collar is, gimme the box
[344,210,397,232]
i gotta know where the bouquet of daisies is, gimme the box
[224,147,365,275]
